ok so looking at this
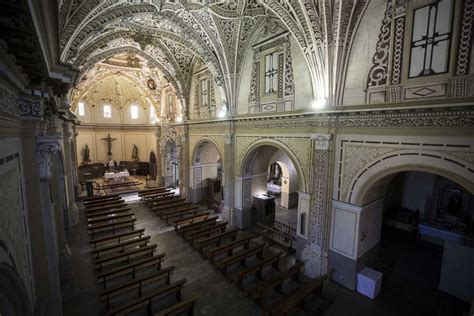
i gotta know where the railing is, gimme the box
[256,223,296,249]
[273,220,296,238]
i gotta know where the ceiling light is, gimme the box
[175,116,183,123]
[217,107,227,118]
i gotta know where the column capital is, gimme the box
[36,135,62,179]
[310,133,332,150]
[223,134,233,145]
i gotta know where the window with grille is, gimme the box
[264,52,279,94]
[409,0,453,78]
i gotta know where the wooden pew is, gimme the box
[92,235,151,259]
[88,218,136,238]
[138,188,168,199]
[173,212,210,229]
[94,244,158,271]
[86,202,127,213]
[185,222,228,242]
[100,266,175,309]
[215,243,264,275]
[206,237,252,262]
[96,253,166,289]
[193,228,239,253]
[143,191,173,201]
[84,197,123,208]
[87,207,131,219]
[107,279,187,316]
[161,206,200,224]
[154,295,199,316]
[265,269,334,316]
[83,194,119,202]
[153,201,190,214]
[138,187,167,195]
[87,213,133,226]
[231,252,282,289]
[177,217,218,234]
[147,196,183,207]
[90,228,145,249]
[248,261,304,304]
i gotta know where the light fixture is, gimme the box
[312,98,327,110]
[175,116,183,123]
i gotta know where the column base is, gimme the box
[301,244,328,278]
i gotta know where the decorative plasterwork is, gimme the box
[36,136,62,179]
[455,0,474,76]
[367,0,393,88]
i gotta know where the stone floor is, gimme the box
[60,195,471,316]
[274,197,297,228]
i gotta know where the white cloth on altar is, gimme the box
[104,171,130,180]
[267,183,281,193]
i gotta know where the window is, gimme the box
[409,0,453,78]
[78,101,85,116]
[201,78,209,107]
[264,52,279,94]
[103,105,112,118]
[131,105,139,119]
[150,105,156,122]
[167,94,174,116]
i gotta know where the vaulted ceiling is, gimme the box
[59,0,369,110]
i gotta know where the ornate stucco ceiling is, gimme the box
[59,0,369,111]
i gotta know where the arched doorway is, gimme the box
[191,140,223,207]
[239,144,301,230]
[164,140,179,188]
[332,169,473,312]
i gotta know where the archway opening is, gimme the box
[191,141,223,210]
[241,145,300,229]
[360,170,473,310]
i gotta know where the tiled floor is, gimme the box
[60,196,470,316]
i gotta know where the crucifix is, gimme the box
[101,133,117,156]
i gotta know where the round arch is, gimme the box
[0,263,32,316]
[349,152,474,206]
[239,138,308,192]
[192,137,224,167]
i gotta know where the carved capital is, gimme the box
[310,133,332,150]
[223,134,233,145]
[36,135,62,179]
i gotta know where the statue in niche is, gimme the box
[147,78,156,90]
[82,144,91,164]
[268,162,282,185]
[132,144,139,160]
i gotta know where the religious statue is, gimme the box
[82,144,91,164]
[132,144,139,160]
[147,78,156,90]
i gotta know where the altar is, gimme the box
[104,171,130,182]
[267,183,281,195]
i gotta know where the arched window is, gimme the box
[77,101,85,116]
[103,105,112,118]
[131,105,139,119]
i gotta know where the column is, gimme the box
[222,134,233,224]
[155,129,164,186]
[62,121,79,226]
[179,129,189,200]
[22,123,63,315]
[302,133,332,278]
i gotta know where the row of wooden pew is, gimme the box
[141,188,202,225]
[170,211,334,315]
[83,190,198,315]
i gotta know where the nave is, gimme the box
[60,188,467,316]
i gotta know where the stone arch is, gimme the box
[239,138,308,192]
[349,151,474,206]
[0,263,32,316]
[190,138,224,204]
